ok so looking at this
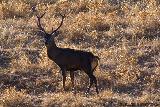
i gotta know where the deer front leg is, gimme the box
[70,71,74,88]
[61,70,66,91]
[70,71,76,94]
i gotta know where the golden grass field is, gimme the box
[0,0,160,106]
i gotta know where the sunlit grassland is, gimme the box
[0,0,160,106]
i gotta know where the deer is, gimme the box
[34,9,100,94]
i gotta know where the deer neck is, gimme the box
[46,38,59,50]
[46,39,60,59]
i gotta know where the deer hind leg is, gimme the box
[92,74,99,94]
[91,59,99,94]
[86,75,94,94]
[87,74,99,94]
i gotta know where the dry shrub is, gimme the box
[1,87,33,107]
[143,22,160,39]
[42,93,76,107]
[122,0,160,38]
[0,4,3,19]
[108,40,140,85]
[1,0,30,19]
[42,92,110,107]
[0,51,12,69]
[95,22,110,31]
[62,12,112,42]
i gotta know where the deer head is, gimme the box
[35,9,65,46]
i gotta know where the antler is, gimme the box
[32,5,64,35]
[36,12,47,34]
[50,13,65,35]
[32,5,47,34]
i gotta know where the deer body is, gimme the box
[34,10,99,94]
[47,44,99,72]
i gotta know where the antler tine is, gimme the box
[59,13,65,19]
[36,12,47,34]
[50,13,65,35]
[39,12,46,18]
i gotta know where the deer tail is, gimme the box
[95,56,100,61]
[91,55,100,72]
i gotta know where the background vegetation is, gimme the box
[0,0,159,106]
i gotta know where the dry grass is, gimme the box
[0,0,160,106]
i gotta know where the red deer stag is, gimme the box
[34,10,100,94]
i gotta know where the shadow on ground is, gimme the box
[1,68,158,97]
[0,68,60,95]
